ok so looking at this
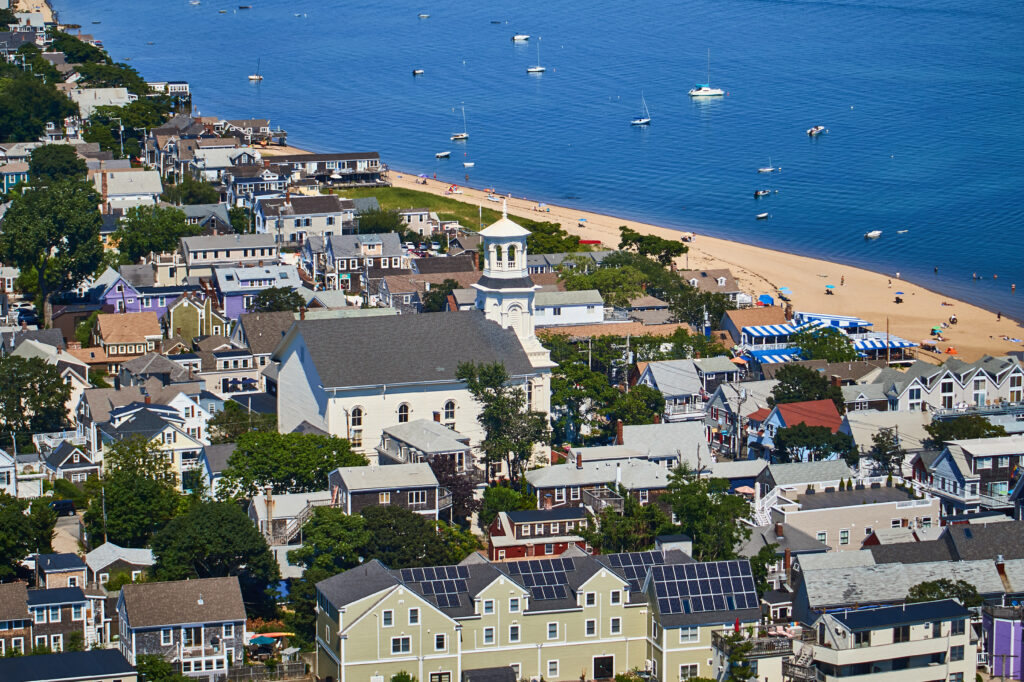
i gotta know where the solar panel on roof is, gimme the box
[651,561,758,616]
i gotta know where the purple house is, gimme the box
[95,273,200,320]
[984,603,1024,679]
[211,264,303,320]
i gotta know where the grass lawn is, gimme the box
[334,186,502,230]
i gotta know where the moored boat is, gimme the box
[630,92,651,126]
[756,212,770,220]
[688,49,724,97]
[435,151,451,159]
[463,162,475,168]
[451,104,469,141]
[412,69,424,75]
[864,230,883,239]
[754,190,770,198]
[512,34,530,42]
[807,125,826,136]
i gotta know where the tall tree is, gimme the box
[207,400,277,444]
[906,578,982,607]
[112,206,200,262]
[580,488,671,554]
[527,221,582,254]
[924,415,1007,448]
[618,226,689,267]
[790,326,858,362]
[28,144,87,183]
[0,75,77,142]
[151,500,280,617]
[456,362,551,483]
[135,655,191,682]
[0,492,34,579]
[83,436,180,547]
[359,505,453,569]
[28,498,58,555]
[607,385,666,428]
[0,356,71,433]
[247,286,305,313]
[421,278,461,313]
[558,254,647,307]
[662,467,751,562]
[769,364,845,413]
[228,205,250,234]
[478,484,536,529]
[427,452,481,524]
[775,424,857,465]
[869,427,906,475]
[217,432,366,498]
[161,176,220,205]
[0,180,102,305]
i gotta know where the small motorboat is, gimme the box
[807,125,826,136]
[491,20,502,24]
[756,212,770,220]
[486,194,501,202]
[757,158,780,173]
[754,190,770,198]
[412,69,425,75]
[864,230,883,239]
[897,229,908,234]
[512,34,530,42]
[91,20,101,23]
[435,151,451,159]
[146,41,155,45]
[527,65,546,74]
[463,162,475,168]
[238,4,251,9]
[218,9,227,12]
[451,132,468,141]
[189,0,201,5]
[418,13,430,18]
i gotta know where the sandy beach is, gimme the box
[14,0,55,22]
[385,171,1022,363]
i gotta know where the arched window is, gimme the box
[506,244,517,266]
[494,245,504,269]
[508,304,523,336]
[398,403,410,423]
[351,407,363,427]
[443,400,456,423]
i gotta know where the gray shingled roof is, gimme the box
[121,577,245,627]
[767,460,853,487]
[382,419,468,454]
[279,311,537,388]
[181,233,275,252]
[238,311,295,355]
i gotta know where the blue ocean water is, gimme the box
[53,0,1024,321]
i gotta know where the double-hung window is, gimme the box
[391,637,411,654]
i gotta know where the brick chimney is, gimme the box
[299,306,306,321]
[575,452,583,470]
[784,547,792,579]
[144,394,151,404]
[615,419,624,445]
[433,411,441,422]
[101,172,108,211]
[775,522,785,538]
[543,494,553,510]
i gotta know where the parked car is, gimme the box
[49,499,76,516]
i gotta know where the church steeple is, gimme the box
[473,203,538,342]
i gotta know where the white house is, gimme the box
[92,169,162,212]
[855,355,1023,412]
[0,448,15,496]
[273,207,554,463]
[533,289,605,327]
[68,87,136,118]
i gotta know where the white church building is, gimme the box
[272,207,555,464]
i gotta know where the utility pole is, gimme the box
[110,117,124,158]
[101,486,108,544]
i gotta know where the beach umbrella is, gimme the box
[418,174,428,178]
[758,294,774,305]
[578,217,588,222]
[825,284,835,289]
[779,287,791,293]
[250,636,276,646]
[894,291,905,295]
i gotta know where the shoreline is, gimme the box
[383,169,1023,364]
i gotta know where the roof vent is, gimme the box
[197,593,204,605]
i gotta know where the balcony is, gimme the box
[782,660,817,682]
[582,486,623,514]
[180,644,225,659]
[665,402,707,422]
[713,631,794,659]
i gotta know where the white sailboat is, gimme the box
[451,105,469,141]
[630,92,651,126]
[527,37,545,73]
[248,58,263,81]
[757,157,780,173]
[688,49,724,97]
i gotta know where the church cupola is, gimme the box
[473,201,539,342]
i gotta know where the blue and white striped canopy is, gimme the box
[757,353,801,364]
[793,312,874,328]
[742,324,798,338]
[853,337,917,350]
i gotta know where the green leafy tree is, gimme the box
[247,286,305,313]
[558,254,646,307]
[151,500,280,617]
[84,98,173,158]
[75,310,101,348]
[28,144,87,183]
[0,355,71,433]
[74,61,149,97]
[104,570,146,592]
[550,356,618,444]
[774,424,857,465]
[749,543,780,596]
[791,326,858,362]
[359,505,452,569]
[228,206,250,234]
[356,208,404,233]
[28,498,59,554]
[207,400,277,444]
[869,427,906,475]
[161,176,220,205]
[135,654,191,682]
[0,8,17,26]
[0,180,102,305]
[580,487,671,553]
[421,278,461,313]
[618,226,689,267]
[527,221,582,254]
[112,206,200,262]
[906,578,982,607]
[924,415,1007,448]
[433,520,483,564]
[84,436,180,547]
[607,385,666,429]
[0,74,77,142]
[457,362,551,483]
[0,492,34,579]
[720,630,756,682]
[47,30,111,64]
[479,484,536,529]
[217,432,366,498]
[662,467,751,562]
[391,673,417,682]
[769,364,845,414]
[66,631,85,652]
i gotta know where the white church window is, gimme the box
[398,404,410,423]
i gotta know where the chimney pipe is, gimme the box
[784,548,792,580]
[576,452,583,470]
[264,485,274,535]
[433,411,441,423]
[144,395,151,404]
[615,419,624,445]
[775,522,785,538]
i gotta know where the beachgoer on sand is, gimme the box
[997,312,1002,321]
[888,279,892,288]
[841,276,845,286]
